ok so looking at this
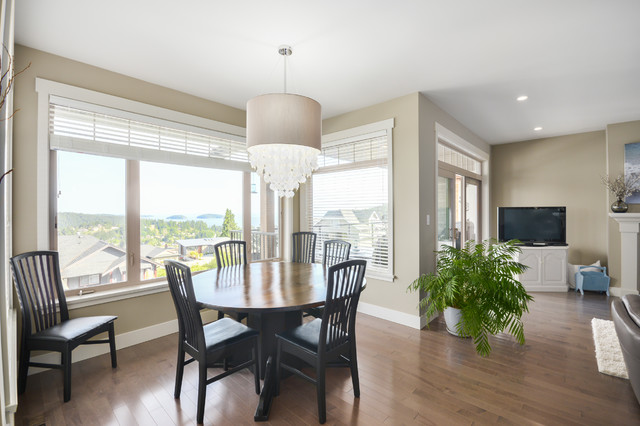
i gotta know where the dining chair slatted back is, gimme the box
[320,260,366,353]
[303,239,352,319]
[322,239,351,267]
[214,240,247,268]
[11,250,118,402]
[165,260,205,354]
[212,241,248,321]
[275,258,366,423]
[292,232,317,263]
[164,259,260,423]
[12,251,68,334]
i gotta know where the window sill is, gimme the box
[66,280,169,310]
[366,271,395,282]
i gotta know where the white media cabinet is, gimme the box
[516,245,568,292]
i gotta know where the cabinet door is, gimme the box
[518,250,542,285]
[542,249,567,285]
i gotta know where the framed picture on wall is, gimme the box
[625,141,640,203]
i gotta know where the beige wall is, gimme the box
[320,93,490,316]
[13,45,245,333]
[606,120,640,291]
[490,131,608,270]
[321,93,421,315]
[418,93,490,276]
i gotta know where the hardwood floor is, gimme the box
[15,292,640,425]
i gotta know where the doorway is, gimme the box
[437,143,482,250]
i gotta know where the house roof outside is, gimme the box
[176,237,229,248]
[59,235,158,278]
[315,207,386,227]
[141,244,178,260]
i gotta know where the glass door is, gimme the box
[437,142,482,249]
[437,172,458,250]
[464,178,481,243]
[438,173,481,250]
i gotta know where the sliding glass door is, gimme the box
[464,178,481,243]
[437,172,460,249]
[437,172,481,250]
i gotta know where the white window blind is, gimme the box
[49,97,250,172]
[308,128,393,279]
[438,143,481,175]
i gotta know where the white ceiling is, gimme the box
[15,0,640,144]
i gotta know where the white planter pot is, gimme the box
[443,306,467,337]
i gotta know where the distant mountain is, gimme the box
[166,215,187,220]
[58,212,124,229]
[197,213,224,219]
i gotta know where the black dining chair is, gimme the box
[275,259,366,424]
[292,231,317,263]
[213,240,248,322]
[322,239,352,267]
[10,250,118,402]
[164,260,260,424]
[214,240,247,268]
[304,239,352,318]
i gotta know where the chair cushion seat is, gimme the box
[204,317,258,354]
[29,315,117,343]
[276,318,347,353]
[277,318,323,353]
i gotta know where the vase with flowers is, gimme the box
[602,174,640,213]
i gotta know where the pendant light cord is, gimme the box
[279,45,292,94]
[283,53,287,94]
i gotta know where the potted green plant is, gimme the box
[409,239,533,356]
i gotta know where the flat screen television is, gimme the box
[498,206,566,245]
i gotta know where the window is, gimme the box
[306,120,394,280]
[44,82,279,295]
[139,162,244,280]
[57,151,126,290]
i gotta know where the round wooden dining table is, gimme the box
[191,261,330,420]
[192,261,328,315]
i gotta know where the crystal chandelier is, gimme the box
[246,45,321,198]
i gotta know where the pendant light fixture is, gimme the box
[246,45,321,198]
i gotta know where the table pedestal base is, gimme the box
[248,311,302,421]
[248,311,302,378]
[254,356,275,421]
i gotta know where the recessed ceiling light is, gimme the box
[517,95,528,102]
[534,127,542,131]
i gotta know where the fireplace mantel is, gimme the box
[610,213,640,296]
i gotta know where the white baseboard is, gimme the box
[610,287,639,297]
[28,303,429,375]
[525,285,568,292]
[28,319,178,376]
[357,302,425,329]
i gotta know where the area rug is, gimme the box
[591,318,628,379]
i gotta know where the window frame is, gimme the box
[301,119,395,282]
[36,78,279,297]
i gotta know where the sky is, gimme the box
[57,151,246,218]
